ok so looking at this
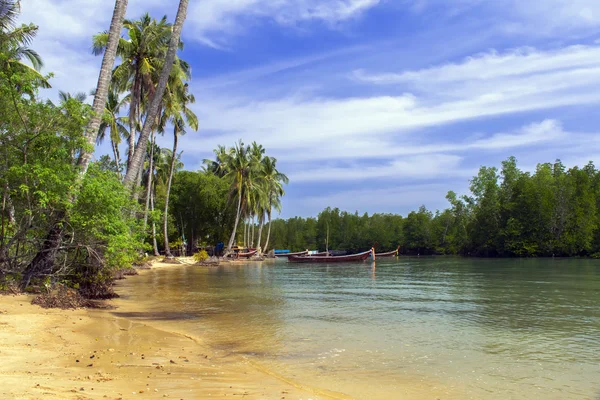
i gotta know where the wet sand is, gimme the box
[0,260,348,400]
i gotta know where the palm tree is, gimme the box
[98,90,129,177]
[159,82,198,258]
[0,1,48,88]
[58,91,88,103]
[222,141,252,254]
[78,0,129,176]
[261,157,288,253]
[93,13,171,171]
[122,0,190,189]
[203,145,228,176]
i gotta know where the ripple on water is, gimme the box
[114,258,600,400]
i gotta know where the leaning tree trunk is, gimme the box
[150,186,160,256]
[22,0,129,287]
[163,131,178,258]
[122,0,189,188]
[143,130,155,232]
[226,189,243,254]
[256,215,264,254]
[263,209,272,253]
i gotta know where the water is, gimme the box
[113,258,600,399]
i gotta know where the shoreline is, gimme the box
[0,260,348,400]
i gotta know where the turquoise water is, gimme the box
[114,258,600,399]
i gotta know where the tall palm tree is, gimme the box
[93,13,171,171]
[78,0,129,177]
[98,90,129,177]
[159,82,198,258]
[223,141,252,254]
[247,142,265,248]
[122,0,190,189]
[261,156,288,253]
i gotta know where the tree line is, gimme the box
[266,157,600,258]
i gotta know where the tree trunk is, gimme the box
[263,209,272,253]
[251,217,255,248]
[226,189,243,254]
[256,215,264,254]
[22,0,128,285]
[22,211,65,287]
[150,186,160,256]
[243,220,247,248]
[126,73,141,172]
[111,139,122,179]
[78,0,129,177]
[143,130,155,232]
[163,131,178,258]
[122,0,189,188]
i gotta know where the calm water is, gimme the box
[113,258,600,399]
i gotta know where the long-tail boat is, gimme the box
[276,250,309,258]
[237,249,258,258]
[288,249,373,263]
[375,246,400,257]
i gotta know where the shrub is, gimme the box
[193,250,209,263]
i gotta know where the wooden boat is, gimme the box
[288,249,373,263]
[276,250,308,258]
[237,249,258,258]
[376,246,399,257]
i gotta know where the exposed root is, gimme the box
[32,285,114,309]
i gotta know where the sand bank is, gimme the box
[0,261,347,400]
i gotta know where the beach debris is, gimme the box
[170,360,176,364]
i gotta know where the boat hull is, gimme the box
[276,250,308,258]
[237,250,258,258]
[375,246,399,258]
[288,250,372,263]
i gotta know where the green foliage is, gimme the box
[193,250,209,263]
[71,163,143,270]
[263,158,600,258]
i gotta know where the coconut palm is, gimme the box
[203,145,229,176]
[261,156,288,253]
[93,13,171,170]
[122,0,190,189]
[58,91,88,103]
[97,90,129,177]
[159,82,198,258]
[0,1,48,88]
[222,141,253,254]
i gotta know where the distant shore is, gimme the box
[0,260,347,400]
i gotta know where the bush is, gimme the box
[193,250,209,263]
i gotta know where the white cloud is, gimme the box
[353,45,600,85]
[188,0,381,48]
[289,154,464,182]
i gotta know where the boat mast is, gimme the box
[326,222,329,254]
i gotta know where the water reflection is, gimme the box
[113,258,600,400]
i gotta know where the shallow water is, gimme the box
[113,258,600,399]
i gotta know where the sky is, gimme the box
[19,0,600,218]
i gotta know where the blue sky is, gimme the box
[20,0,600,218]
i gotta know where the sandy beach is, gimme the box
[0,261,349,400]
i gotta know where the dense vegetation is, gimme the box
[268,157,600,258]
[0,0,288,295]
